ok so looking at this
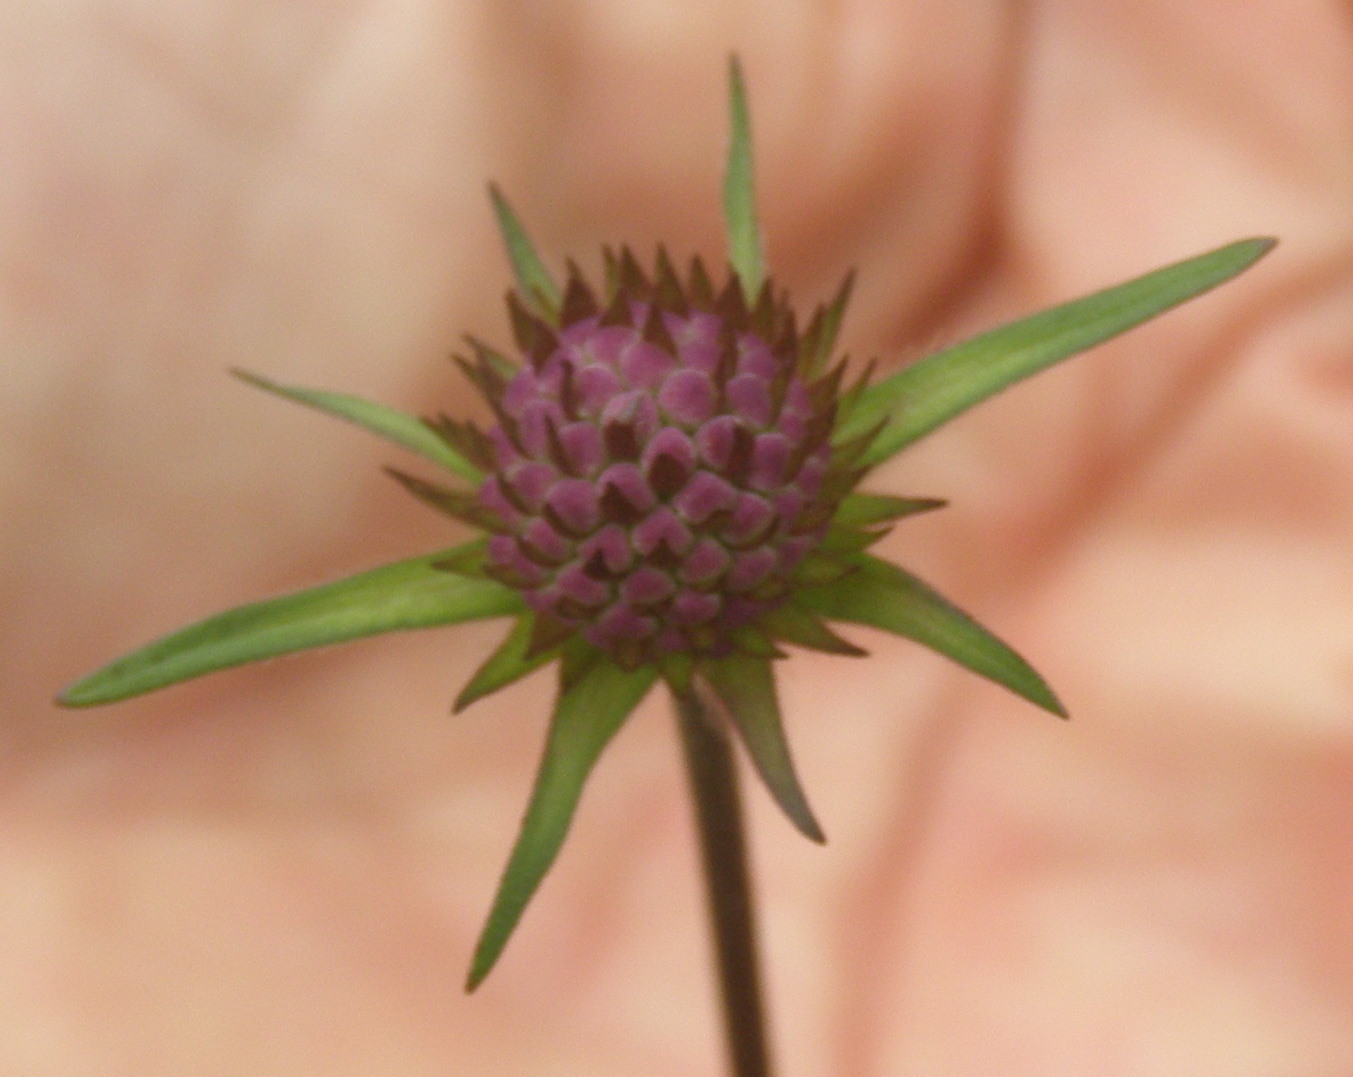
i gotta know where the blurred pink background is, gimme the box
[2,2,1351,1073]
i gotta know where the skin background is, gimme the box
[3,1,1352,1073]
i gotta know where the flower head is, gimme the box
[59,57,1274,989]
[437,249,865,677]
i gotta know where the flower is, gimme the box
[58,57,1274,990]
[437,248,872,678]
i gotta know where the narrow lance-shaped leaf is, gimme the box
[840,237,1276,466]
[233,369,482,483]
[702,657,825,842]
[58,543,524,707]
[489,183,561,322]
[467,660,658,990]
[722,54,764,300]
[799,553,1067,717]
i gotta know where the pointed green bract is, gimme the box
[761,602,867,655]
[801,272,855,376]
[467,660,658,989]
[722,55,764,300]
[557,637,604,694]
[818,526,888,556]
[728,624,784,660]
[464,335,519,379]
[58,545,524,707]
[832,493,947,529]
[233,369,482,483]
[384,468,502,531]
[839,237,1276,465]
[453,614,559,713]
[799,553,1067,717]
[489,183,561,321]
[702,657,825,843]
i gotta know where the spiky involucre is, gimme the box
[442,248,864,672]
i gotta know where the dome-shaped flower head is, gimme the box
[466,249,859,673]
[59,57,1275,989]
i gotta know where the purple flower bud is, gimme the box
[475,253,851,668]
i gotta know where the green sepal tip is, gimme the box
[467,659,658,990]
[463,335,519,380]
[760,601,867,657]
[818,525,888,556]
[832,492,947,529]
[800,271,855,377]
[453,613,560,714]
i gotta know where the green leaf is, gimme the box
[453,614,558,713]
[233,369,482,484]
[467,660,658,989]
[840,237,1277,465]
[799,553,1067,717]
[58,543,524,706]
[723,54,764,300]
[489,183,561,321]
[702,657,825,842]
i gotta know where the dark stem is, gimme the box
[675,686,774,1077]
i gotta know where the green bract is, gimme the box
[58,56,1275,990]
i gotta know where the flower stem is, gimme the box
[675,686,774,1077]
